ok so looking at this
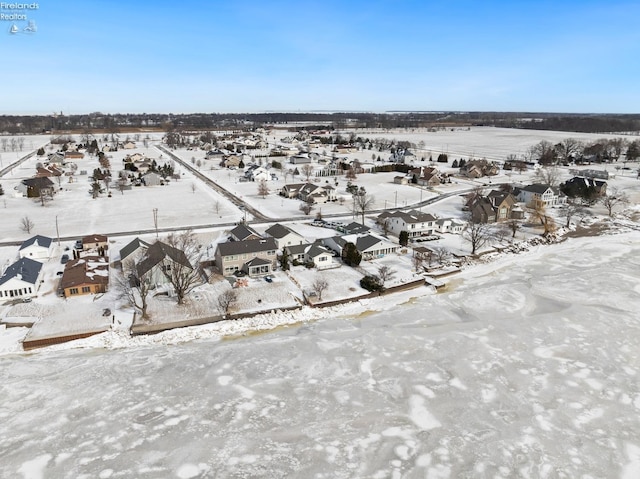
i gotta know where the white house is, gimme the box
[0,257,43,300]
[18,235,53,261]
[284,243,336,269]
[264,223,305,250]
[516,184,567,207]
[435,218,465,234]
[321,233,399,260]
[377,210,438,238]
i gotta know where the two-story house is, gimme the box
[215,238,278,277]
[377,210,438,238]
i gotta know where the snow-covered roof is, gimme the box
[0,257,43,286]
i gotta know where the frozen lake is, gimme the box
[2,233,640,479]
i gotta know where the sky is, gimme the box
[1,0,639,114]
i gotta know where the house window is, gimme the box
[318,256,327,262]
[69,288,79,295]
[82,286,91,293]
[162,264,171,272]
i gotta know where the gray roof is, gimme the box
[217,238,278,257]
[0,257,43,286]
[119,237,151,262]
[356,235,383,252]
[265,223,295,239]
[307,244,331,258]
[137,241,193,277]
[284,243,309,255]
[229,224,261,241]
[382,210,436,224]
[19,235,52,251]
[520,183,553,194]
[342,222,370,234]
[244,257,271,267]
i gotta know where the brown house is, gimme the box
[82,234,109,252]
[64,151,85,160]
[467,191,517,223]
[60,256,109,297]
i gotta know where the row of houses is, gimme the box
[0,234,110,301]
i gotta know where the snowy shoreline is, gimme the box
[3,221,635,357]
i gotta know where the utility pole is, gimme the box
[55,215,60,246]
[153,208,158,238]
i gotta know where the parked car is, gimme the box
[264,276,273,283]
[61,254,69,264]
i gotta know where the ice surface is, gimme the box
[0,232,639,478]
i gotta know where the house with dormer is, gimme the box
[214,238,278,276]
[515,184,567,208]
[377,210,438,238]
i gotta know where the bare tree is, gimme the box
[528,201,556,236]
[463,220,491,255]
[118,258,152,320]
[20,216,34,234]
[601,187,629,217]
[214,200,221,216]
[353,187,375,225]
[535,166,561,187]
[555,138,583,164]
[376,265,396,284]
[312,277,328,301]
[432,247,450,264]
[345,167,357,181]
[299,200,314,216]
[300,164,315,182]
[217,289,238,316]
[508,219,519,238]
[257,180,269,198]
[412,253,425,271]
[191,182,197,194]
[162,230,203,305]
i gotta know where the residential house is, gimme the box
[60,256,109,298]
[394,175,409,185]
[298,183,336,204]
[377,210,438,238]
[515,184,567,207]
[142,171,163,186]
[18,177,55,198]
[340,222,370,235]
[214,238,278,276]
[486,190,518,220]
[229,224,261,242]
[64,151,84,160]
[119,237,151,265]
[264,223,305,250]
[0,257,43,300]
[280,183,336,204]
[435,218,465,234]
[460,159,499,178]
[82,234,109,253]
[289,154,312,165]
[136,241,194,287]
[36,166,63,178]
[562,177,607,197]
[409,167,441,186]
[18,235,53,261]
[284,243,335,269]
[321,233,399,260]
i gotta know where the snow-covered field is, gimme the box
[1,231,639,478]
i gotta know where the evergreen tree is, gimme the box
[279,249,290,271]
[0,183,4,196]
[341,242,362,266]
[399,231,409,246]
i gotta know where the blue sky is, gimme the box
[2,0,639,114]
